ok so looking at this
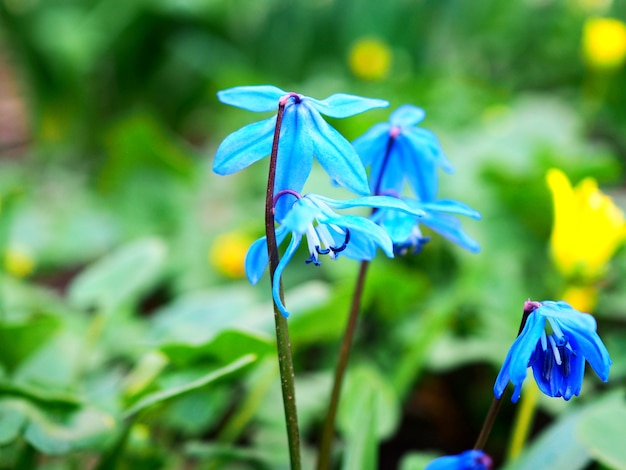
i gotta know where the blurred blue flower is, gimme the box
[353,104,453,200]
[214,85,388,217]
[494,300,612,403]
[372,198,481,254]
[425,449,492,470]
[245,192,424,317]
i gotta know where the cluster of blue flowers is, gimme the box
[214,85,481,316]
[213,85,612,469]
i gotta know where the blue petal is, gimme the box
[306,93,389,118]
[352,123,390,168]
[377,210,418,244]
[323,215,394,259]
[494,311,546,402]
[403,127,454,174]
[395,135,438,201]
[371,140,405,195]
[279,198,320,234]
[273,105,315,220]
[312,194,425,217]
[271,234,302,318]
[217,85,285,112]
[244,225,290,285]
[425,450,491,470]
[421,212,481,253]
[390,104,426,127]
[557,319,612,382]
[419,199,482,219]
[305,105,370,196]
[213,116,276,175]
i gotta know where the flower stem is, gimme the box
[316,260,370,470]
[474,396,503,450]
[266,101,301,470]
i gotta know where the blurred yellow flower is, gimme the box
[562,285,598,312]
[4,246,35,278]
[582,17,626,69]
[547,168,626,280]
[208,231,252,279]
[348,37,392,81]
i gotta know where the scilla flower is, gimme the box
[214,85,388,217]
[353,104,453,200]
[372,198,481,254]
[495,300,611,403]
[245,192,424,317]
[425,449,492,470]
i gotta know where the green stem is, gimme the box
[507,384,539,459]
[316,260,370,470]
[265,98,301,470]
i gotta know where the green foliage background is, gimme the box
[1,0,626,468]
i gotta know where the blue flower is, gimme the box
[245,192,424,317]
[213,85,389,217]
[425,450,492,470]
[372,198,482,254]
[353,104,453,200]
[494,300,612,403]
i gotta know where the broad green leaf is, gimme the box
[68,237,167,313]
[0,313,61,373]
[338,364,399,441]
[0,380,80,408]
[577,397,626,470]
[341,391,378,470]
[502,409,590,470]
[123,354,256,418]
[0,398,116,454]
[399,452,440,470]
[160,329,273,367]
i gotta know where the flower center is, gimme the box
[305,225,351,265]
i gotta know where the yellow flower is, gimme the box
[208,231,252,279]
[547,168,626,280]
[562,285,598,312]
[582,17,626,69]
[348,37,392,81]
[4,246,35,278]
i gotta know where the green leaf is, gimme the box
[68,237,167,313]
[399,452,440,470]
[0,313,61,373]
[338,364,400,441]
[123,354,256,418]
[341,391,378,470]
[577,397,626,470]
[160,329,273,367]
[0,398,116,454]
[502,409,590,470]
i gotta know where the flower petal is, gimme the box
[306,93,389,118]
[421,212,481,253]
[403,127,454,174]
[352,123,390,168]
[217,85,285,112]
[419,199,482,219]
[312,194,425,217]
[244,225,290,285]
[390,104,426,127]
[494,311,546,402]
[306,105,370,196]
[271,233,302,318]
[323,215,394,259]
[273,106,315,220]
[213,116,276,175]
[395,135,438,201]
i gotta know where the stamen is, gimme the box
[549,335,562,365]
[547,317,565,340]
[316,246,331,255]
[305,226,321,265]
[540,331,548,351]
[561,347,571,377]
[542,351,553,381]
[305,255,321,266]
[330,229,351,253]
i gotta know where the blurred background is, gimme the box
[1,0,626,469]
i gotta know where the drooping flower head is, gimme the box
[372,198,481,255]
[495,300,611,403]
[245,192,424,317]
[213,85,388,217]
[547,168,626,281]
[353,104,453,200]
[425,449,492,470]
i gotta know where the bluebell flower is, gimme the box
[214,85,389,218]
[372,198,481,254]
[425,449,492,470]
[353,104,453,200]
[494,300,612,403]
[245,192,424,317]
